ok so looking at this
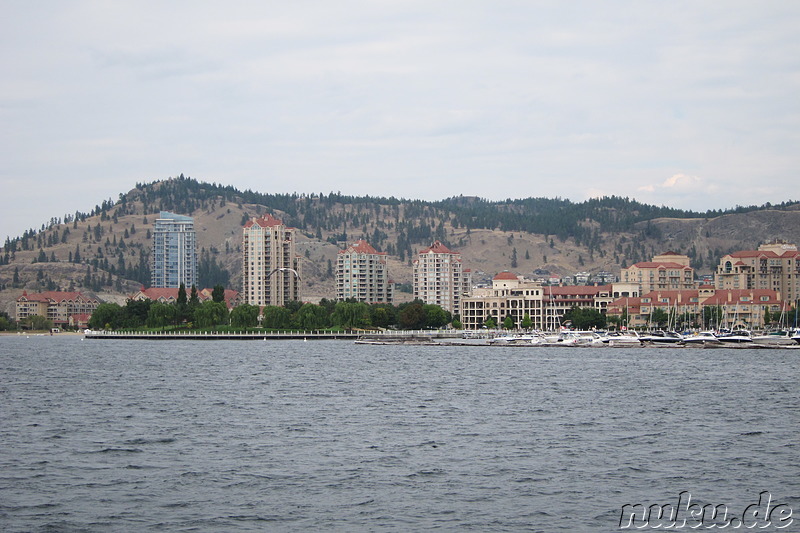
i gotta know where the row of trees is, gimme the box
[87,285,455,331]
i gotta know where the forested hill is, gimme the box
[122,175,794,239]
[1,174,800,310]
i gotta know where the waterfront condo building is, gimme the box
[620,251,695,295]
[16,291,101,328]
[413,241,471,315]
[336,240,394,303]
[460,274,640,330]
[461,272,544,329]
[151,211,198,289]
[715,241,800,304]
[242,214,301,307]
[608,287,788,330]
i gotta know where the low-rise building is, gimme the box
[715,241,800,303]
[607,287,787,330]
[543,284,616,330]
[461,272,544,329]
[16,291,101,328]
[130,287,241,309]
[462,274,640,330]
[620,251,695,294]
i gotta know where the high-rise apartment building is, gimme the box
[413,241,471,315]
[242,214,301,307]
[151,211,198,288]
[336,240,394,303]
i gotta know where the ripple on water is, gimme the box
[1,338,798,531]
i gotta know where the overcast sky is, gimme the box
[2,1,799,242]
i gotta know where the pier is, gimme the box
[83,329,463,341]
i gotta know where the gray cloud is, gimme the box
[2,1,799,240]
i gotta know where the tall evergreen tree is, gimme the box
[211,285,225,303]
[177,283,187,306]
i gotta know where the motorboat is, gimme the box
[540,331,601,346]
[602,331,644,347]
[751,329,797,346]
[488,333,543,345]
[640,330,684,344]
[682,331,722,346]
[715,329,753,344]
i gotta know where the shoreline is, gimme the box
[0,331,84,336]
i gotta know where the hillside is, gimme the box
[2,175,800,317]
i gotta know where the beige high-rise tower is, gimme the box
[242,214,301,307]
[413,241,471,315]
[336,240,394,303]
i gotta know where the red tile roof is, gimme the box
[493,271,519,280]
[419,240,457,254]
[727,250,779,259]
[727,250,800,259]
[244,214,284,228]
[17,291,94,303]
[629,262,692,270]
[136,288,179,301]
[701,289,784,306]
[133,287,240,308]
[339,239,385,255]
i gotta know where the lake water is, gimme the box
[1,336,798,532]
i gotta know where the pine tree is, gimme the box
[177,283,187,306]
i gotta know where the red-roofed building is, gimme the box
[715,241,800,302]
[131,287,180,305]
[607,287,788,330]
[242,214,302,307]
[69,314,92,329]
[130,287,241,309]
[198,288,242,309]
[16,291,101,327]
[413,241,472,315]
[652,251,691,267]
[336,240,394,303]
[620,251,695,294]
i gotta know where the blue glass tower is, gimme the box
[151,211,198,288]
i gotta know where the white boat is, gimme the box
[682,331,722,346]
[540,331,600,346]
[715,329,753,344]
[640,330,684,344]
[603,331,644,347]
[488,333,543,345]
[751,329,797,346]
